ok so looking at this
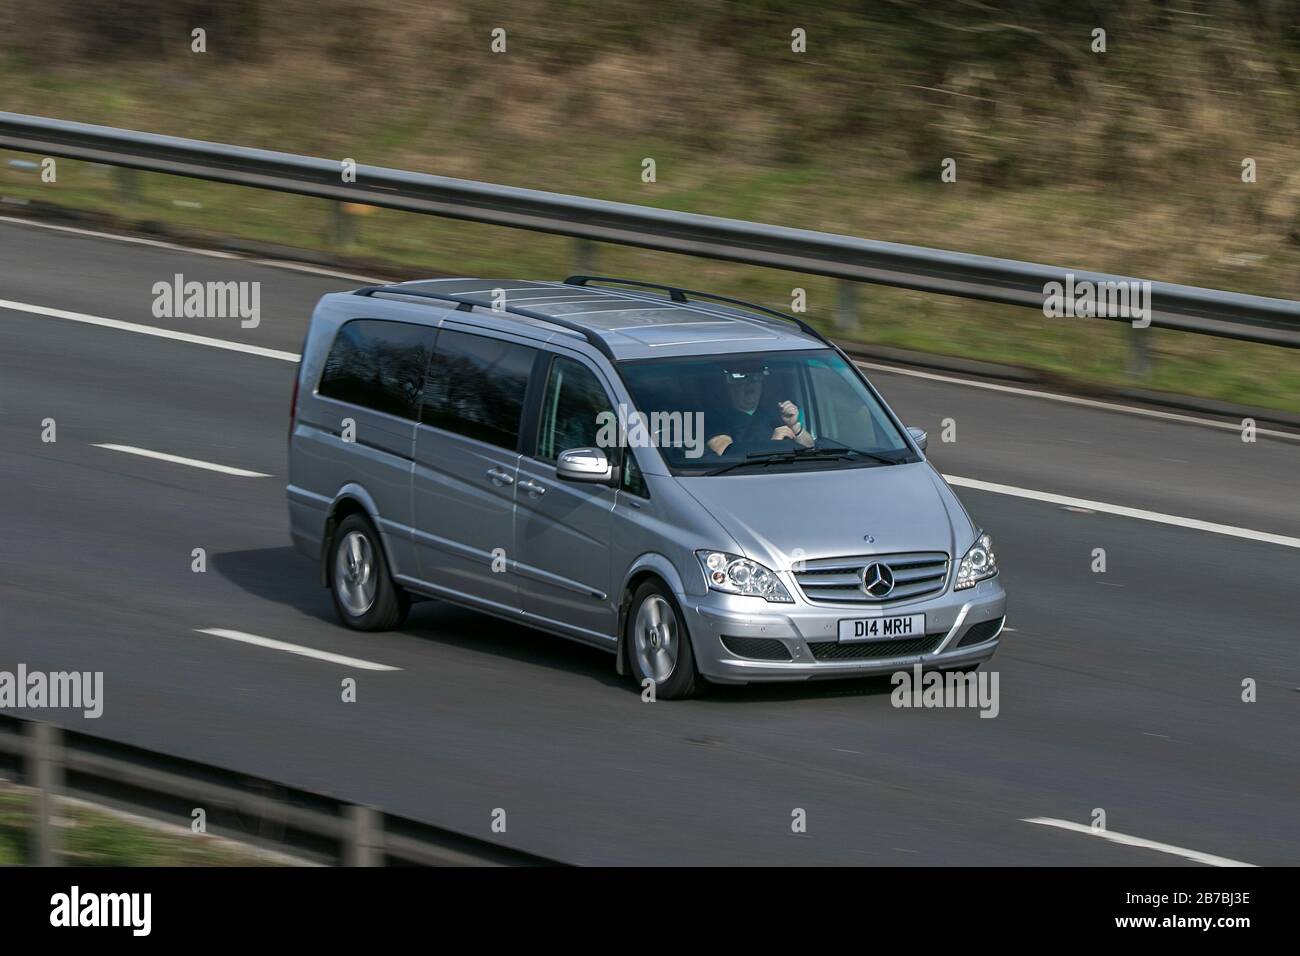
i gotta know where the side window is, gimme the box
[809,360,886,450]
[621,449,648,498]
[422,329,535,449]
[536,356,613,462]
[318,319,431,419]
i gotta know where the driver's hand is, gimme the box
[775,401,814,447]
[707,434,734,456]
[773,425,815,446]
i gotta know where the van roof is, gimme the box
[352,277,830,361]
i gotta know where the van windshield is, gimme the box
[616,349,916,476]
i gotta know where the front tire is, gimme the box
[625,581,702,700]
[328,513,409,631]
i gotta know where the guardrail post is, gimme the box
[1128,325,1151,380]
[573,238,596,276]
[330,202,357,249]
[834,280,858,333]
[344,804,382,866]
[112,166,140,203]
[28,721,62,866]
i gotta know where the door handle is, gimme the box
[486,466,515,487]
[519,478,546,497]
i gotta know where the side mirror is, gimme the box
[556,447,614,483]
[906,426,928,453]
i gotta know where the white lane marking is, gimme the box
[3,214,1295,441]
[858,361,1300,442]
[0,214,241,257]
[245,258,384,283]
[0,215,384,282]
[0,298,299,362]
[93,443,272,478]
[5,293,1296,549]
[195,628,400,672]
[1022,817,1256,867]
[945,474,1300,550]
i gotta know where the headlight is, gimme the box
[696,551,794,603]
[954,533,998,590]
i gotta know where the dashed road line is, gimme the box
[946,474,1300,550]
[93,443,272,478]
[194,628,400,671]
[1,298,298,362]
[1022,817,1255,867]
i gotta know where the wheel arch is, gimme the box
[319,484,387,587]
[615,554,691,676]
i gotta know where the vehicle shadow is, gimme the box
[703,674,897,703]
[210,546,335,620]
[209,546,626,690]
[211,548,905,702]
[404,601,629,691]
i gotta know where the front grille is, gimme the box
[957,617,1004,648]
[793,551,950,605]
[720,636,792,661]
[807,632,945,661]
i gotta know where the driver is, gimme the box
[705,361,814,455]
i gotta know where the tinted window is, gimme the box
[422,329,536,449]
[621,449,648,497]
[536,356,612,462]
[318,319,431,419]
[618,349,911,476]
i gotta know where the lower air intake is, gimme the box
[807,632,945,661]
[957,618,1004,648]
[720,636,792,661]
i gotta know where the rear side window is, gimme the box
[421,329,536,449]
[318,319,431,420]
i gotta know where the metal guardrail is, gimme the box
[2,111,1298,348]
[0,716,557,866]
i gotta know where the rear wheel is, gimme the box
[329,513,409,631]
[625,581,701,700]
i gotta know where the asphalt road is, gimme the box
[1,217,1297,865]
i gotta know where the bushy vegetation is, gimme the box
[1,0,1297,408]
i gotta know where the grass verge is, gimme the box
[0,783,288,866]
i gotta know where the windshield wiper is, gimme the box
[704,446,884,476]
[810,439,907,467]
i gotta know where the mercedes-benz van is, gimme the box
[287,276,1006,698]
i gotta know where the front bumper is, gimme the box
[680,575,1006,683]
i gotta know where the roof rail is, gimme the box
[563,275,833,347]
[354,285,617,361]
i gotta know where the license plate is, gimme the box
[839,614,925,642]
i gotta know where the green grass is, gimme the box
[6,155,1296,414]
[0,785,287,866]
[2,14,1298,415]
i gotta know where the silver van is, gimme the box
[287,277,1006,698]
